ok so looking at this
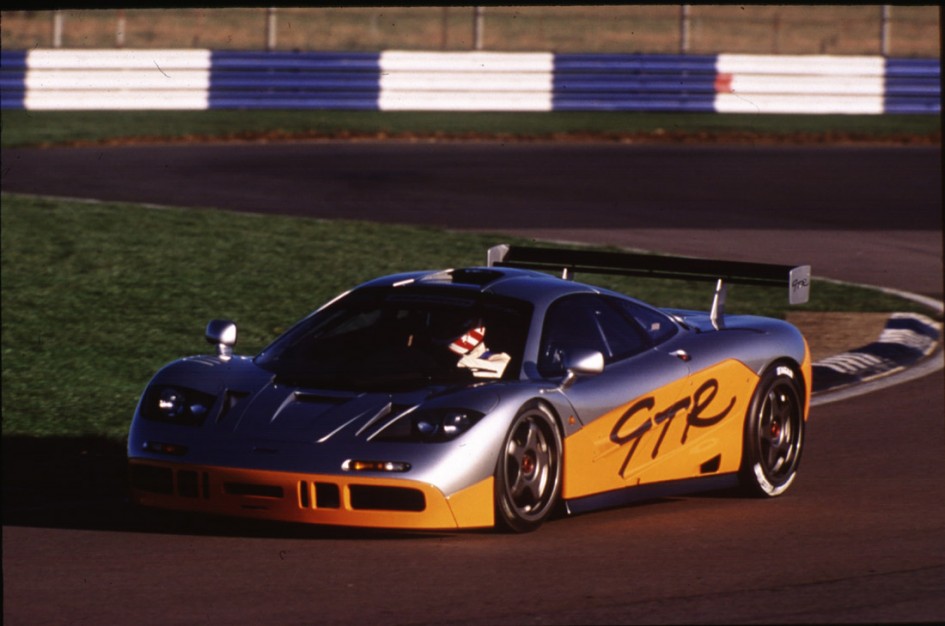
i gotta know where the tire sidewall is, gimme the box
[741,364,805,497]
[494,402,563,533]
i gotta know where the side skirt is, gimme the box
[563,473,740,516]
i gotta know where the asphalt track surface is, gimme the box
[2,142,943,624]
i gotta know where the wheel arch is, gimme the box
[760,356,810,420]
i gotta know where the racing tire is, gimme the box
[494,402,563,533]
[739,364,805,498]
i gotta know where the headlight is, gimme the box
[157,388,186,418]
[141,385,214,426]
[374,409,484,443]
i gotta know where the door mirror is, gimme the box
[206,319,237,361]
[559,349,604,390]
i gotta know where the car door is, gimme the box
[537,294,693,500]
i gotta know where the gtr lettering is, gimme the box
[609,378,735,478]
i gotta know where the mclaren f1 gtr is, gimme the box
[128,245,812,532]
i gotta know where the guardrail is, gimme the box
[1,49,939,114]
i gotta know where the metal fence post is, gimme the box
[880,5,891,56]
[441,7,449,50]
[473,6,484,51]
[266,7,277,51]
[52,10,64,48]
[116,9,126,48]
[680,4,691,54]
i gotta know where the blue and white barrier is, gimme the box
[812,313,942,392]
[1,49,939,114]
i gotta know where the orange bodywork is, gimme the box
[801,339,813,420]
[562,357,806,500]
[129,460,495,530]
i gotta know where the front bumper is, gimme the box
[128,459,494,530]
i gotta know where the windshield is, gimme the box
[256,286,532,391]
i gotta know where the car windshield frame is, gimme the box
[255,285,533,392]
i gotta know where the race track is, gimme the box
[2,141,943,624]
[1,142,941,298]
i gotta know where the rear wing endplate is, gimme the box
[487,244,810,328]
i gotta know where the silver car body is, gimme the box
[128,246,811,531]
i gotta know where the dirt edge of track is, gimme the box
[38,128,943,149]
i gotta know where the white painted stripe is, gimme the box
[890,312,943,329]
[25,70,210,91]
[717,54,885,76]
[380,51,554,72]
[380,72,552,92]
[379,91,552,111]
[379,51,553,112]
[727,75,885,96]
[26,49,212,70]
[877,328,937,354]
[714,93,884,114]
[23,49,212,110]
[815,352,894,374]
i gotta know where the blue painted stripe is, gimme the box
[207,95,382,110]
[211,75,383,90]
[208,50,381,110]
[884,78,942,97]
[884,99,940,114]
[555,78,719,93]
[211,50,382,70]
[555,53,718,72]
[883,58,940,114]
[885,57,941,78]
[0,50,27,109]
[554,99,717,112]
[552,53,718,112]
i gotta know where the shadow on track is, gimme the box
[1,435,452,540]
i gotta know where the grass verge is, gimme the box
[1,110,940,148]
[1,192,931,440]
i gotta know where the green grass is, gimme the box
[2,193,931,441]
[1,110,940,148]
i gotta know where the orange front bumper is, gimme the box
[129,460,495,530]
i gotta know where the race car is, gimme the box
[128,245,812,532]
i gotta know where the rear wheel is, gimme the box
[494,402,562,533]
[740,365,805,497]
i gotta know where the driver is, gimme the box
[449,323,511,379]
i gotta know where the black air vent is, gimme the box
[700,454,722,474]
[349,485,425,511]
[224,482,284,498]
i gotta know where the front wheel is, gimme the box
[739,365,805,497]
[494,402,563,533]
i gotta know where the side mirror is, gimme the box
[559,349,604,390]
[205,319,237,361]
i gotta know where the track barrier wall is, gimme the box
[1,49,939,114]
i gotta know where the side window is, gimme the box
[539,296,607,376]
[606,296,679,345]
[539,294,650,377]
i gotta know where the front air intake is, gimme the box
[223,482,284,499]
[348,485,425,512]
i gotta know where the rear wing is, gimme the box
[486,244,810,329]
